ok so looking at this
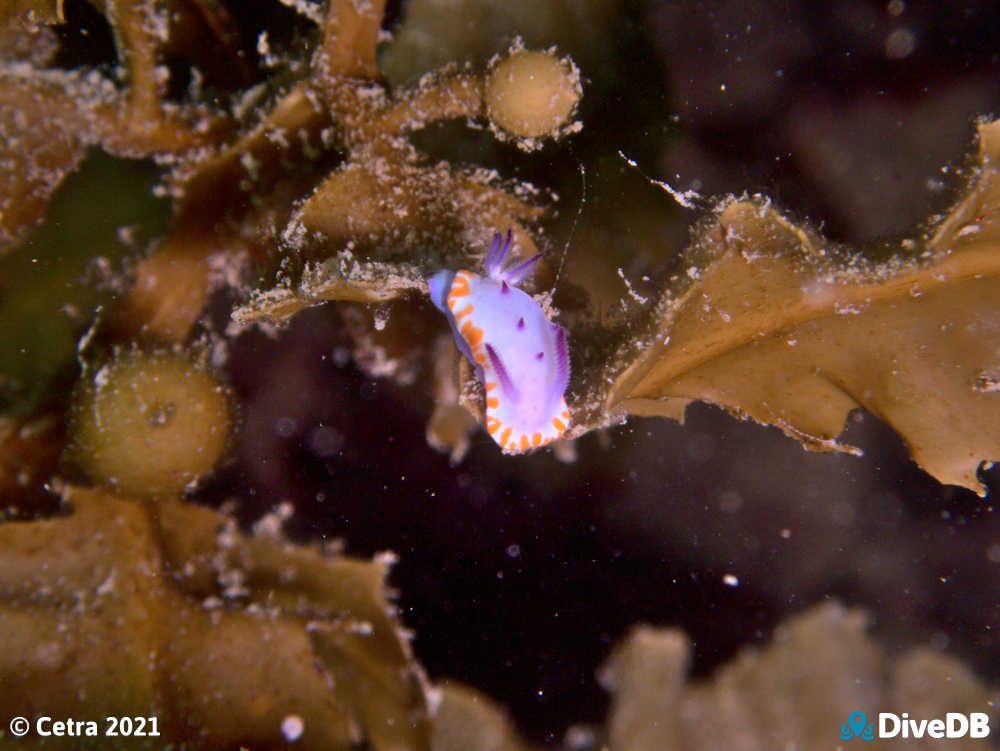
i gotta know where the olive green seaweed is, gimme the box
[601,602,1000,751]
[0,486,430,751]
[604,122,1000,495]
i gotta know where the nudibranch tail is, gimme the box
[427,229,571,455]
[488,395,571,453]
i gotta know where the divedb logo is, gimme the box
[840,710,991,741]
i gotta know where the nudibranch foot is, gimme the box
[428,230,571,454]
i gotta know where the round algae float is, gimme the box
[70,349,231,497]
[485,49,581,141]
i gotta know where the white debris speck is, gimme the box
[617,267,649,304]
[217,567,249,599]
[116,225,138,246]
[346,620,374,636]
[973,372,1000,393]
[552,438,577,464]
[375,550,399,567]
[154,65,170,87]
[885,27,916,59]
[253,502,294,538]
[232,82,269,121]
[75,311,103,372]
[618,150,701,209]
[833,300,864,315]
[565,725,598,750]
[266,126,290,149]
[276,0,324,24]
[722,573,739,587]
[92,363,112,389]
[95,569,116,597]
[141,5,170,42]
[257,31,283,69]
[240,151,261,181]
[282,218,307,248]
[281,714,304,742]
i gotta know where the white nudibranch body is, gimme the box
[428,230,570,452]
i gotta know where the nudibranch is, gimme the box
[428,230,571,453]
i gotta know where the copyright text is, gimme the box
[8,716,160,738]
